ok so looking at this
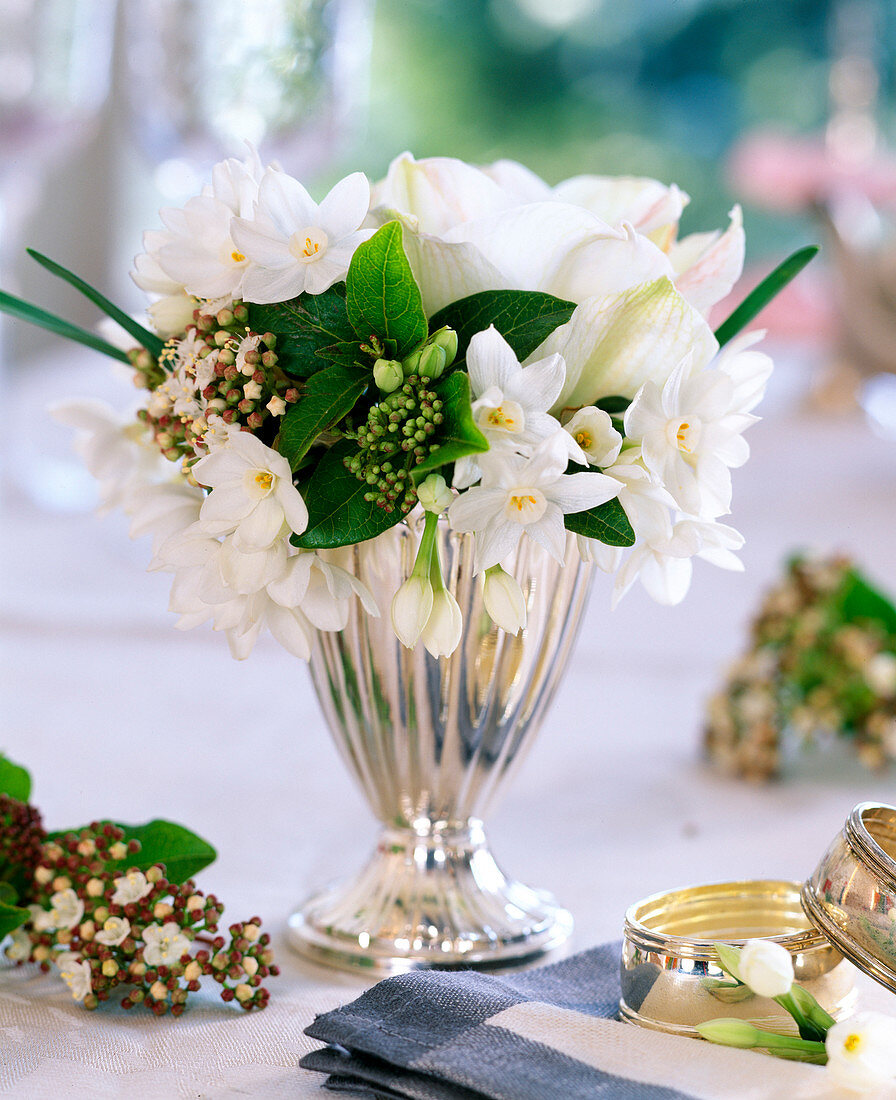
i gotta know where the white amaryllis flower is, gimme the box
[192,430,308,550]
[56,953,92,1002]
[826,1012,896,1094]
[669,205,745,316]
[736,938,794,998]
[482,565,527,634]
[48,889,84,931]
[94,916,132,947]
[624,352,759,519]
[562,407,622,468]
[111,870,152,906]
[448,432,621,572]
[391,574,434,649]
[454,326,575,489]
[612,517,744,608]
[233,168,371,302]
[142,922,192,967]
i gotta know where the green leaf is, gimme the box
[0,289,130,364]
[48,819,217,883]
[278,365,369,470]
[345,221,428,356]
[0,899,30,939]
[410,371,489,485]
[429,289,576,363]
[291,439,404,549]
[26,249,165,358]
[247,284,356,379]
[317,340,369,370]
[838,569,896,635]
[0,755,31,802]
[563,494,636,547]
[595,395,630,415]
[714,246,819,348]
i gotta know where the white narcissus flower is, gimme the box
[562,407,622,468]
[448,432,621,573]
[49,889,84,931]
[233,168,371,302]
[391,574,434,649]
[624,353,757,519]
[483,565,527,634]
[736,938,794,998]
[142,922,192,967]
[56,953,92,1002]
[192,430,308,550]
[454,325,576,489]
[111,870,152,906]
[826,1012,896,1094]
[94,916,131,947]
[612,518,744,608]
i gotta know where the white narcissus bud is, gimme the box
[417,344,447,380]
[373,358,404,393]
[695,1018,763,1048]
[391,575,434,649]
[147,294,198,339]
[417,474,453,514]
[483,566,527,634]
[421,588,463,658]
[737,938,794,998]
[563,406,623,467]
[825,1012,896,1093]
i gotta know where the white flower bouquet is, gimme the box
[3,150,814,660]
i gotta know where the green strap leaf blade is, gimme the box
[564,494,635,547]
[713,246,819,349]
[0,289,130,363]
[27,248,165,358]
[411,371,489,485]
[278,364,369,470]
[0,899,30,939]
[429,289,576,363]
[247,284,357,379]
[291,439,405,549]
[345,221,428,356]
[0,754,31,802]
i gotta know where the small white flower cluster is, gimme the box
[57,150,771,661]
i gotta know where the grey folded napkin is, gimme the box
[300,943,700,1100]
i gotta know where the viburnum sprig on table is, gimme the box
[699,939,896,1093]
[2,149,816,661]
[0,755,278,1016]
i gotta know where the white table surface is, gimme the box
[2,346,896,1098]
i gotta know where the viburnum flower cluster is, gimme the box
[18,148,799,660]
[6,821,277,1015]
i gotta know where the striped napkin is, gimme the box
[300,943,829,1099]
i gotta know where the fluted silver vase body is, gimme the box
[288,520,593,974]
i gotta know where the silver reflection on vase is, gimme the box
[287,518,593,974]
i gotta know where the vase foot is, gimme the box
[287,821,573,975]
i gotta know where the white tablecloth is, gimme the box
[2,347,896,1098]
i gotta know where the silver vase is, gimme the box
[287,519,594,974]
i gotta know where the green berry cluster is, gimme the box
[344,374,445,514]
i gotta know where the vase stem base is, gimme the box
[287,821,573,976]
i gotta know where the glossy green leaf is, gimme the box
[345,221,428,356]
[0,882,18,906]
[0,899,30,939]
[410,371,489,485]
[429,289,576,364]
[246,284,356,379]
[594,395,630,415]
[838,569,896,635]
[0,755,31,802]
[26,249,164,357]
[278,365,369,470]
[291,439,404,549]
[564,494,635,547]
[0,289,130,363]
[714,246,819,348]
[49,819,216,884]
